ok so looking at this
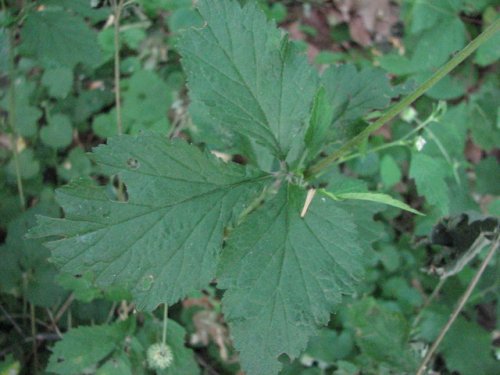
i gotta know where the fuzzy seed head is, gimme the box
[147,343,174,370]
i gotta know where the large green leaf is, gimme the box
[30,135,267,311]
[20,8,102,68]
[178,0,317,159]
[217,185,366,374]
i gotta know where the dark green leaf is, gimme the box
[218,185,367,374]
[21,9,102,68]
[179,0,317,159]
[30,135,267,311]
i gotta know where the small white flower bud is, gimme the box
[415,136,426,151]
[401,107,417,123]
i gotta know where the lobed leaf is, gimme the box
[30,135,268,311]
[178,0,317,160]
[217,185,366,374]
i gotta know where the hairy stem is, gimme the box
[305,17,500,178]
[416,236,499,375]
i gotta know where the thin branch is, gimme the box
[0,303,26,338]
[416,236,499,375]
[111,0,126,200]
[305,17,500,178]
[162,303,168,345]
[30,303,38,374]
[112,0,125,135]
[7,28,26,209]
[54,293,75,323]
[45,308,63,338]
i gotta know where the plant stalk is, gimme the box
[305,17,500,178]
[113,0,125,135]
[30,303,38,374]
[416,236,499,375]
[162,304,168,345]
[7,28,26,209]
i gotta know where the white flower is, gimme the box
[415,136,426,151]
[401,107,417,123]
[147,343,174,370]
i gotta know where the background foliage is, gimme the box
[0,0,499,374]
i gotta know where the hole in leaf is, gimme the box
[127,158,140,169]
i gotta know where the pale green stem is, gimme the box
[336,111,437,164]
[112,0,124,135]
[112,0,126,200]
[305,17,500,178]
[424,127,461,186]
[162,304,168,345]
[7,29,25,209]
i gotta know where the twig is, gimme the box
[413,233,491,327]
[30,303,38,374]
[45,308,63,338]
[105,301,118,324]
[54,293,75,323]
[0,302,26,338]
[111,0,126,201]
[7,28,25,209]
[416,236,499,375]
[112,0,125,135]
[0,332,61,358]
[194,353,221,375]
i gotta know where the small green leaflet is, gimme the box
[30,135,267,311]
[318,64,399,146]
[217,185,366,375]
[47,321,129,375]
[320,190,424,216]
[410,152,451,215]
[178,0,317,159]
[345,298,418,372]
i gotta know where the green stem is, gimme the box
[337,140,409,164]
[112,0,126,200]
[305,17,500,178]
[336,108,439,163]
[7,28,26,209]
[162,304,168,345]
[112,0,124,135]
[30,303,38,375]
